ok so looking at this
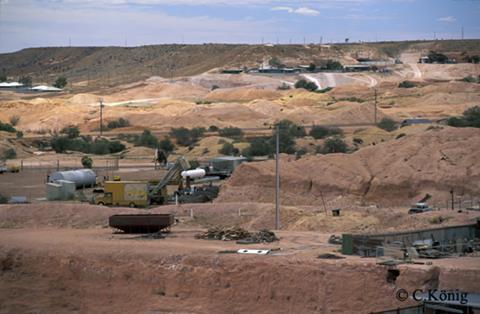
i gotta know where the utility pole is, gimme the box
[461,26,464,40]
[450,188,454,210]
[374,88,378,124]
[99,98,104,137]
[275,124,280,230]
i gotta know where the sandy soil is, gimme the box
[219,127,480,207]
[0,203,479,314]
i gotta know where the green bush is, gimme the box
[462,76,479,83]
[53,76,67,88]
[0,122,16,133]
[60,125,80,139]
[208,125,219,132]
[242,137,273,157]
[51,136,125,155]
[81,156,93,169]
[324,59,343,71]
[398,81,416,88]
[427,51,448,64]
[170,127,205,146]
[377,117,398,132]
[446,106,480,128]
[16,131,23,139]
[136,129,158,148]
[309,126,343,139]
[318,137,348,154]
[294,79,318,92]
[219,142,239,156]
[107,118,130,129]
[159,137,174,153]
[3,148,17,159]
[218,127,243,139]
[0,194,8,204]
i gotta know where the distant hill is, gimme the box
[1,40,479,90]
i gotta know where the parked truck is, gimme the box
[95,181,149,207]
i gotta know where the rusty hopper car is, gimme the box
[109,214,174,233]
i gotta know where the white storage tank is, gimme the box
[49,169,96,188]
[181,168,206,179]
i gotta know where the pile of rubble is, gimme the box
[195,227,278,243]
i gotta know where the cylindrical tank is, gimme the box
[181,168,206,179]
[49,169,96,188]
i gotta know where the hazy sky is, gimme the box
[0,0,479,53]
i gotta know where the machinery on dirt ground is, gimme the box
[95,181,149,207]
[408,194,433,214]
[95,156,219,207]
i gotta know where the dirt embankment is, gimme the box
[1,244,477,314]
[218,127,480,206]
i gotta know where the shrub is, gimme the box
[81,156,93,169]
[0,122,16,133]
[324,59,343,70]
[353,137,364,145]
[219,142,239,156]
[307,63,316,72]
[158,137,174,153]
[60,125,80,139]
[211,85,220,91]
[218,127,243,139]
[242,137,273,157]
[169,127,205,146]
[208,125,219,132]
[53,76,67,88]
[398,81,416,88]
[462,76,479,83]
[136,129,158,148]
[296,148,307,157]
[395,133,406,139]
[50,136,125,155]
[339,97,365,103]
[427,51,448,64]
[107,118,130,129]
[0,194,7,204]
[294,79,318,92]
[9,115,20,126]
[319,137,348,154]
[446,106,480,128]
[309,126,343,139]
[0,74,6,82]
[16,131,23,139]
[377,118,398,132]
[3,148,16,159]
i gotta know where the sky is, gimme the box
[0,0,479,53]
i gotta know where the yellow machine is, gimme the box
[95,181,149,207]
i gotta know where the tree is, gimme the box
[269,57,285,68]
[320,138,348,154]
[295,79,318,92]
[219,142,239,156]
[159,137,174,154]
[81,156,93,169]
[242,137,273,157]
[307,63,316,72]
[137,129,158,148]
[377,117,398,132]
[53,76,67,89]
[428,51,448,64]
[170,127,191,146]
[60,125,80,139]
